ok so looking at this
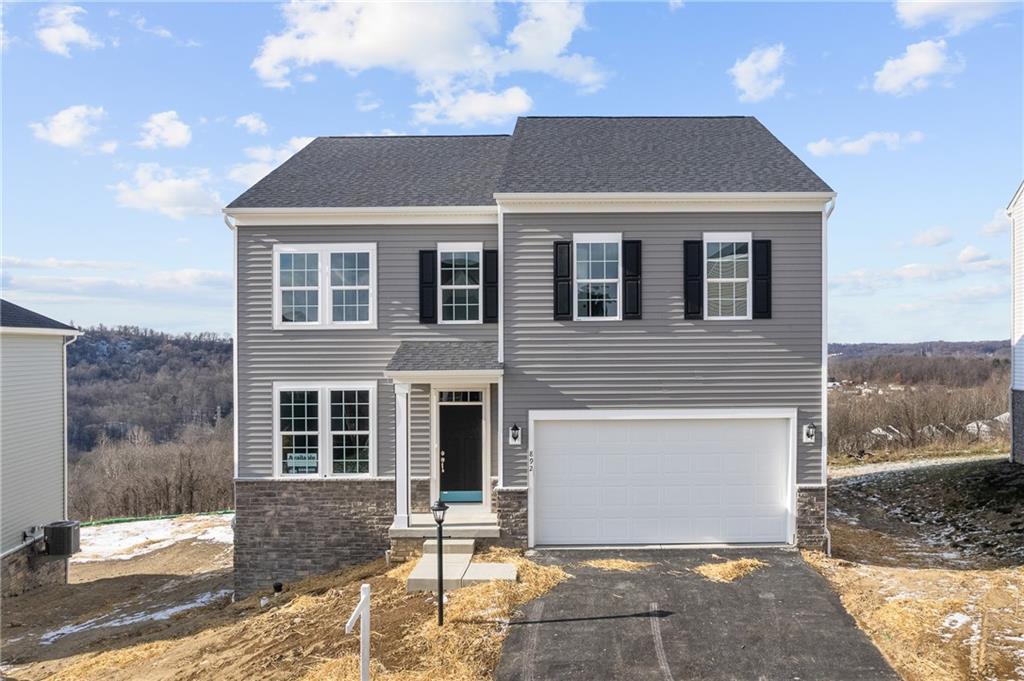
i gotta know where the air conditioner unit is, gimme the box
[44,520,80,557]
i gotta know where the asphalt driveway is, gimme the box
[496,548,897,681]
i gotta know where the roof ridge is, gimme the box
[319,134,511,140]
[518,115,755,120]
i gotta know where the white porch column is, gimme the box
[393,383,411,529]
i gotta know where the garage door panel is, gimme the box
[534,417,791,545]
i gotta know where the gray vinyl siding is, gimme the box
[410,384,430,478]
[1,335,66,553]
[502,212,824,487]
[236,224,498,478]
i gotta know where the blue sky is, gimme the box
[2,1,1021,342]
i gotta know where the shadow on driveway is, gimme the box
[496,548,897,681]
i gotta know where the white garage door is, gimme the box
[532,416,792,545]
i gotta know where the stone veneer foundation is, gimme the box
[1013,390,1024,465]
[795,487,828,551]
[1,544,67,597]
[234,479,395,598]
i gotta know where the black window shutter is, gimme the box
[622,240,642,320]
[483,249,499,323]
[752,240,772,319]
[553,241,573,320]
[683,240,703,320]
[419,250,437,324]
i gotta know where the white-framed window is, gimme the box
[703,232,752,321]
[272,243,377,329]
[273,381,377,478]
[573,232,622,320]
[437,242,482,324]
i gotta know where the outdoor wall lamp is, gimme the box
[803,423,817,444]
[508,423,522,446]
[430,499,449,626]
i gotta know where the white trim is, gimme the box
[821,199,835,485]
[235,476,396,482]
[272,381,378,479]
[224,205,498,226]
[62,334,77,520]
[0,326,81,337]
[497,376,504,488]
[382,369,503,382]
[437,242,484,325]
[272,243,378,330]
[393,382,411,529]
[232,226,239,480]
[526,407,799,549]
[430,383,491,509]
[573,232,623,321]
[495,192,835,214]
[497,204,505,363]
[702,232,752,322]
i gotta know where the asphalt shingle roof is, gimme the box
[0,299,78,331]
[226,117,831,209]
[227,135,511,209]
[496,117,833,194]
[386,341,501,373]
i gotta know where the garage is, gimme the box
[530,411,795,546]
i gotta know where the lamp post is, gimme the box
[430,499,449,626]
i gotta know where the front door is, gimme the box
[439,403,483,503]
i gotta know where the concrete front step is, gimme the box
[423,539,475,555]
[407,554,472,591]
[389,524,500,539]
[461,562,518,586]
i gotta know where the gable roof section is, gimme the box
[1,299,78,332]
[385,341,501,373]
[227,135,511,209]
[496,117,832,194]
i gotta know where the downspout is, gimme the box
[224,213,239,482]
[63,332,79,523]
[822,196,836,555]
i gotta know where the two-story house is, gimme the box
[224,116,836,596]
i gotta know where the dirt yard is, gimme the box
[1,514,565,681]
[809,456,1024,681]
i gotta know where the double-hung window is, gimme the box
[574,233,622,320]
[703,232,752,320]
[438,242,482,324]
[274,382,377,477]
[273,244,377,329]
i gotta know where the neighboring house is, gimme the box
[224,116,836,596]
[0,299,80,596]
[1012,181,1024,465]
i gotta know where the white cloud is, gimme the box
[941,283,1010,303]
[137,111,192,149]
[668,0,684,10]
[36,5,102,57]
[235,113,269,135]
[252,1,604,125]
[873,39,963,96]
[355,91,381,112]
[413,86,532,125]
[957,245,988,263]
[132,15,172,39]
[0,255,132,271]
[228,137,314,186]
[912,225,953,247]
[807,130,924,156]
[981,209,1011,235]
[99,140,118,154]
[111,164,222,219]
[831,251,1008,295]
[2,269,232,305]
[29,104,105,148]
[728,43,785,103]
[894,1,1012,35]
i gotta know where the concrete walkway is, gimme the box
[496,548,897,681]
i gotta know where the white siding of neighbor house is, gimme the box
[1013,188,1024,391]
[501,211,825,488]
[1,334,67,554]
[235,224,498,479]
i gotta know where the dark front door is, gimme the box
[439,404,483,503]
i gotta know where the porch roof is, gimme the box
[384,341,501,379]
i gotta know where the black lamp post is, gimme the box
[430,498,449,626]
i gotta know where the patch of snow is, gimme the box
[943,612,971,630]
[74,514,234,563]
[40,589,232,645]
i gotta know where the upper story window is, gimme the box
[574,233,622,320]
[273,243,377,329]
[275,382,376,478]
[438,242,482,324]
[704,232,751,320]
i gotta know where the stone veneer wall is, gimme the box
[796,487,828,551]
[234,479,395,597]
[1,545,67,597]
[1013,390,1024,465]
[410,478,432,512]
[493,487,528,548]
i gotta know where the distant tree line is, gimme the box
[830,355,1010,389]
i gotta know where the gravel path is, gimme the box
[828,452,1008,480]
